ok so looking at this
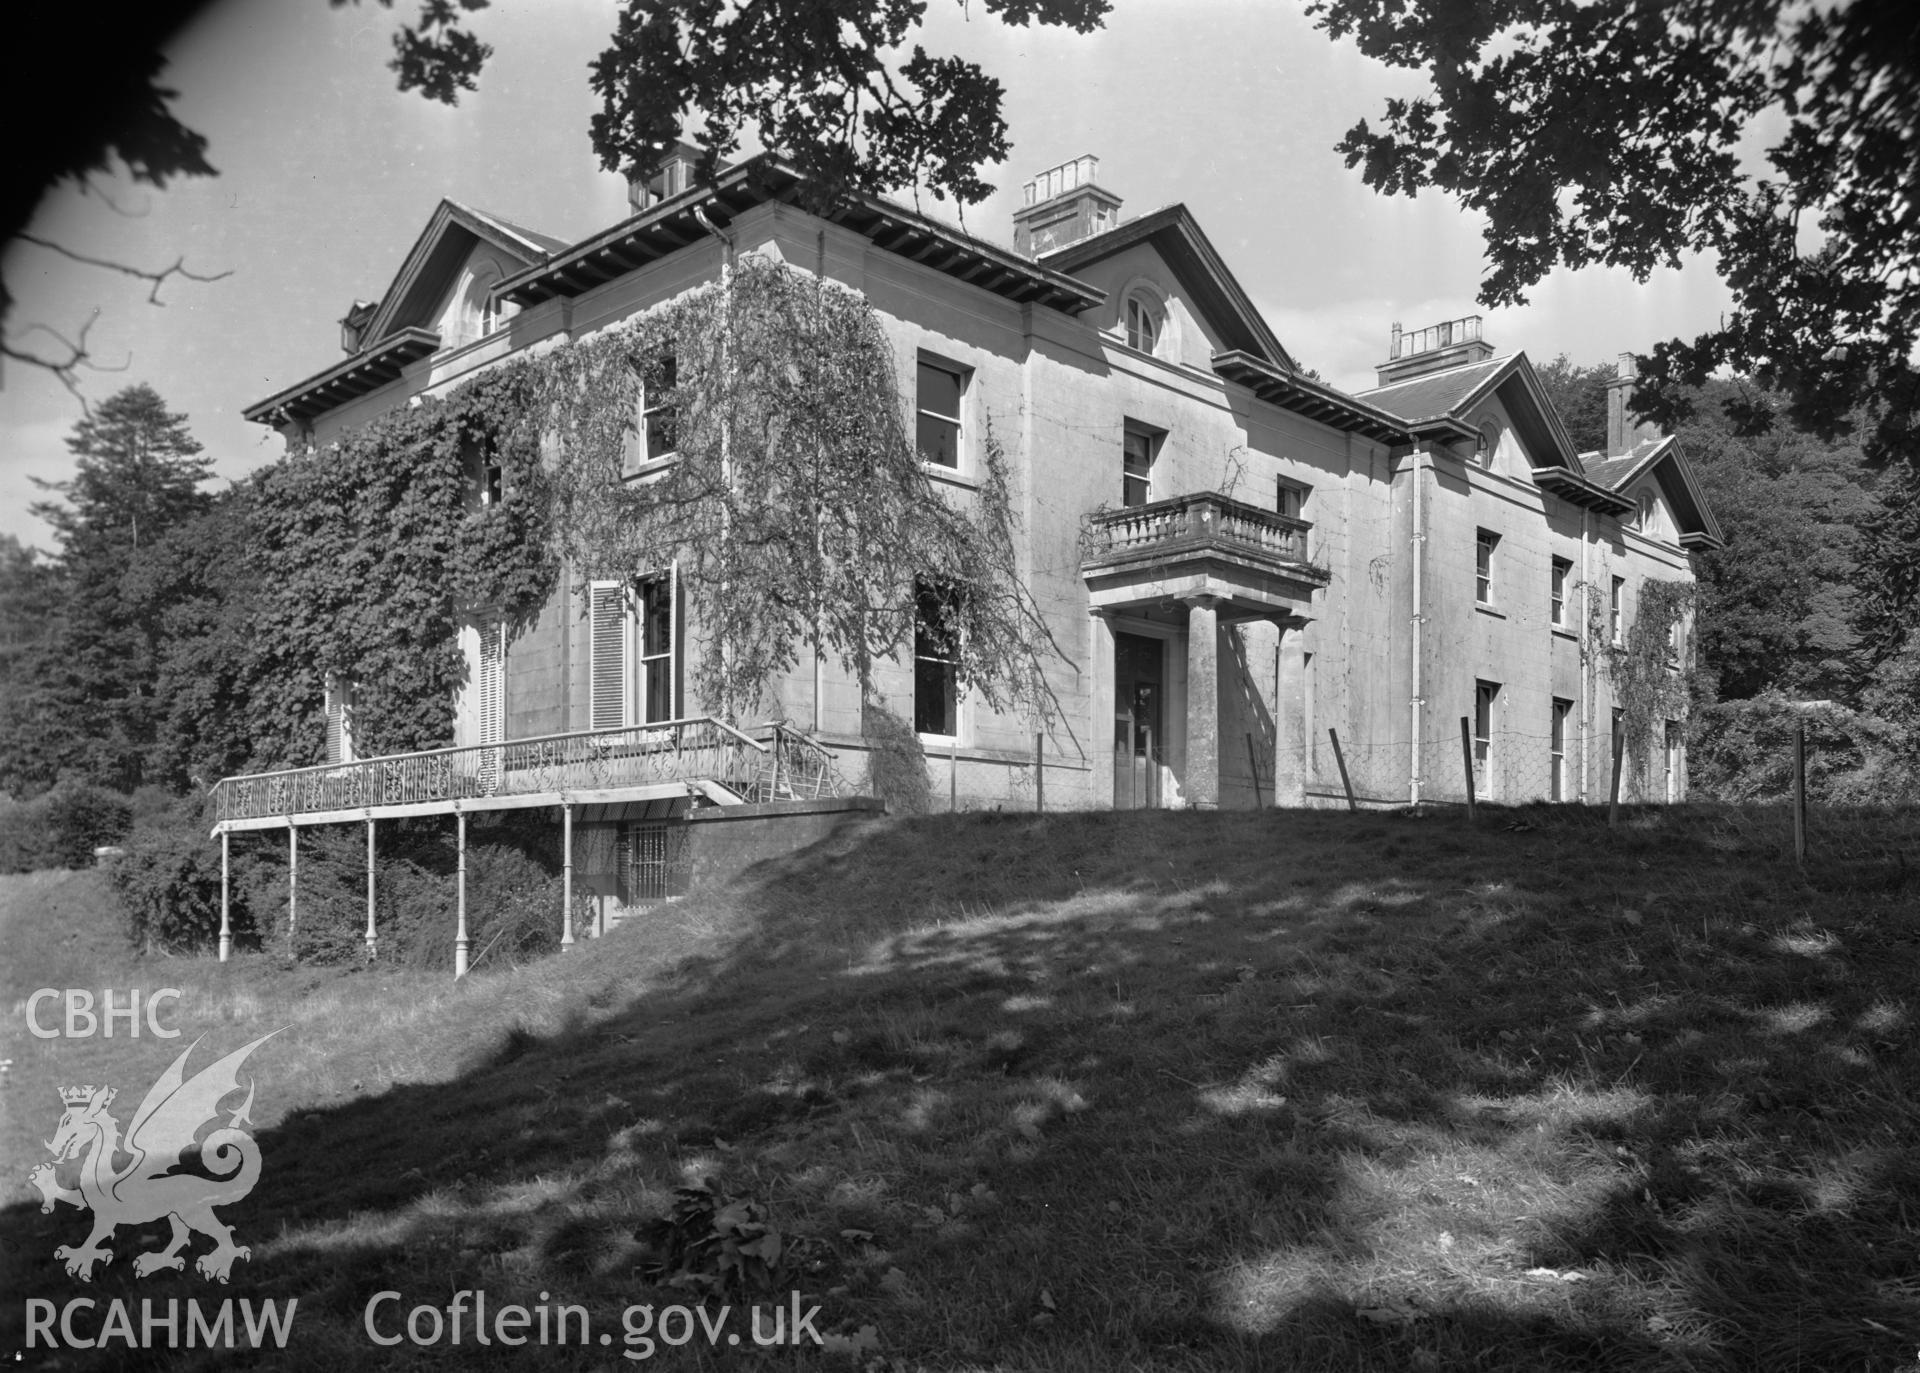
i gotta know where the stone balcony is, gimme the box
[1080,491,1329,621]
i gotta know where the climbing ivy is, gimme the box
[239,254,1055,769]
[501,252,1058,724]
[246,372,556,766]
[1580,576,1696,796]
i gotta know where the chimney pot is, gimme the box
[1373,313,1492,387]
[626,142,721,216]
[1012,155,1121,258]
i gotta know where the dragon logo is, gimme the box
[26,1032,279,1283]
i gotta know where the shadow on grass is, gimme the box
[4,802,1919,1370]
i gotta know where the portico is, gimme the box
[1082,492,1328,809]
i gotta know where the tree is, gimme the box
[6,385,216,791]
[0,536,67,797]
[2,2,226,392]
[134,492,265,789]
[1309,0,1920,658]
[1533,355,1612,456]
[1674,382,1879,703]
[1310,1,1917,452]
[3,0,480,395]
[6,0,1108,390]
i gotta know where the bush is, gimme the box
[1691,692,1920,805]
[0,782,134,873]
[0,798,62,873]
[861,702,933,815]
[110,827,260,953]
[236,815,562,971]
[42,782,134,867]
[100,803,567,971]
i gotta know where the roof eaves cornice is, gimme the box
[497,155,1104,316]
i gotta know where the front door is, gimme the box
[1113,632,1164,809]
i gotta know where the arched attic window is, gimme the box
[1475,417,1504,470]
[451,258,510,345]
[1124,289,1166,357]
[1635,490,1658,534]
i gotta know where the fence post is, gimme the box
[1793,720,1807,864]
[1245,733,1264,809]
[1608,728,1624,829]
[1460,716,1477,822]
[1035,732,1045,813]
[1329,728,1357,813]
[951,738,959,813]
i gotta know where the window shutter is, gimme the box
[324,676,356,764]
[478,623,504,745]
[589,581,628,729]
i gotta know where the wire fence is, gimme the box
[1293,725,1677,810]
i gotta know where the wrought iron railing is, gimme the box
[1082,492,1313,566]
[750,721,853,802]
[212,716,768,823]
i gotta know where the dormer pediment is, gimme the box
[1036,205,1297,371]
[356,200,566,353]
[245,199,567,428]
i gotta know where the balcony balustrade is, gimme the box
[212,716,778,824]
[1083,491,1314,570]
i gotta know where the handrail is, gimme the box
[211,716,771,823]
[217,715,766,786]
[754,719,853,801]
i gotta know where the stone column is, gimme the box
[1183,595,1221,809]
[1273,619,1309,807]
[1090,609,1117,809]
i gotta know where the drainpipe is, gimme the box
[1579,508,1591,801]
[1408,446,1427,804]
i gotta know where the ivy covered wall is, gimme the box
[241,254,1056,770]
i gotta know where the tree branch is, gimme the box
[16,234,232,306]
[1,309,128,412]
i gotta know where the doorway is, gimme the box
[1113,631,1164,808]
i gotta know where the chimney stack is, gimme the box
[1373,314,1494,388]
[626,143,715,215]
[1605,352,1662,456]
[1012,155,1122,258]
[339,300,376,355]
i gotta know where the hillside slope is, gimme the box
[4,803,1918,1371]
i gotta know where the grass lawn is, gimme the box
[4,801,1919,1370]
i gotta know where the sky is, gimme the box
[0,0,1738,553]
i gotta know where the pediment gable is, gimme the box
[358,200,564,352]
[1036,206,1296,370]
[1586,438,1726,549]
[1362,353,1586,469]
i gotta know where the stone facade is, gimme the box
[248,154,1723,818]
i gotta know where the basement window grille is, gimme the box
[622,821,677,905]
